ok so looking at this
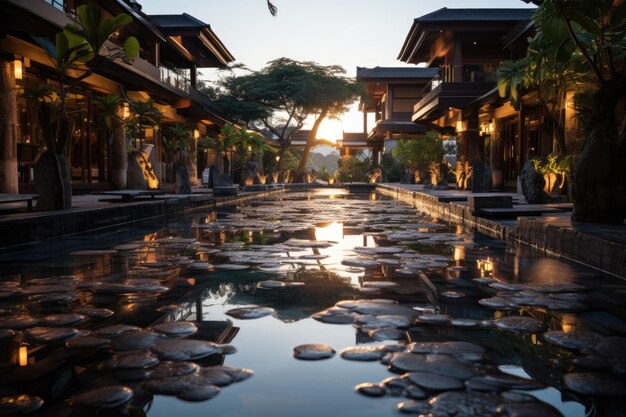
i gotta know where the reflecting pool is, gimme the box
[1,189,625,417]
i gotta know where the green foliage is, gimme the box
[34,4,138,78]
[30,3,139,159]
[94,94,122,132]
[381,152,405,182]
[126,98,161,143]
[336,155,375,182]
[162,124,192,165]
[499,0,626,160]
[216,58,363,178]
[532,153,574,176]
[392,131,444,169]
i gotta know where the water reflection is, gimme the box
[0,190,625,416]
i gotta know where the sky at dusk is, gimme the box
[141,0,535,139]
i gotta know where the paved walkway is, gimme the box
[0,186,215,220]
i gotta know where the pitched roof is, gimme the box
[356,67,438,80]
[398,8,536,64]
[415,8,535,22]
[149,13,235,67]
[149,13,207,28]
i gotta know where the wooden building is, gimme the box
[352,66,438,163]
[0,0,235,193]
[397,8,555,190]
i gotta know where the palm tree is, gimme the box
[267,1,278,16]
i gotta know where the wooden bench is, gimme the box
[0,194,36,211]
[94,190,165,202]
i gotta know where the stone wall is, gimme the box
[377,184,626,279]
[0,189,285,249]
[376,184,513,241]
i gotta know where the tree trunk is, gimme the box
[277,143,287,183]
[0,57,18,194]
[110,119,127,189]
[571,76,626,224]
[293,108,328,183]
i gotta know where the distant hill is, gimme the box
[306,150,340,173]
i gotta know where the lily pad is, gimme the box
[152,339,220,361]
[564,372,626,396]
[355,383,386,397]
[106,352,160,370]
[0,394,44,415]
[95,324,140,338]
[110,330,162,351]
[293,344,335,360]
[406,371,464,391]
[65,335,110,349]
[152,321,198,337]
[24,327,81,344]
[69,385,133,408]
[226,307,275,320]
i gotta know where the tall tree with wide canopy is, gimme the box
[217,58,361,182]
[521,0,626,223]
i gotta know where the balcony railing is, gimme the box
[159,67,190,93]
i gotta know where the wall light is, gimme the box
[121,102,130,119]
[14,59,23,80]
[193,129,200,139]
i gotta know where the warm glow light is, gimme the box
[453,246,465,262]
[121,102,130,119]
[316,119,343,144]
[314,221,343,242]
[14,59,23,80]
[456,120,465,133]
[194,129,200,139]
[561,314,577,333]
[18,346,28,367]
[477,257,493,276]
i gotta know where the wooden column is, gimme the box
[110,118,127,189]
[0,57,18,193]
[190,64,197,89]
[490,118,504,190]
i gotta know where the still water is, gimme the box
[1,189,625,416]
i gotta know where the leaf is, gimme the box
[123,36,140,61]
[555,38,576,62]
[76,4,101,48]
[112,14,133,31]
[540,18,570,43]
[55,32,69,63]
[97,17,116,48]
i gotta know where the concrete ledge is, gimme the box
[0,189,284,250]
[377,183,626,278]
[517,216,626,278]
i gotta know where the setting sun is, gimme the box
[315,119,344,144]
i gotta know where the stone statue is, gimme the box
[520,159,549,203]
